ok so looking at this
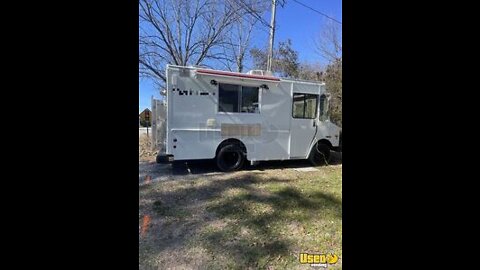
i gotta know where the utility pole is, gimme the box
[266,0,277,72]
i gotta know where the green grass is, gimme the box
[152,200,190,217]
[139,166,342,270]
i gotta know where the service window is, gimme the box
[218,83,259,113]
[218,83,239,112]
[292,93,318,119]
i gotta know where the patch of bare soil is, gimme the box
[139,134,157,162]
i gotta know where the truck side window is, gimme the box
[305,95,317,118]
[219,83,259,113]
[319,94,328,120]
[292,93,318,119]
[241,86,259,113]
[219,83,239,112]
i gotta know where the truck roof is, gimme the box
[167,64,325,86]
[196,68,281,82]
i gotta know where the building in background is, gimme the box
[139,108,151,127]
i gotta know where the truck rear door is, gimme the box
[151,97,166,154]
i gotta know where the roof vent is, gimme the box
[247,70,273,77]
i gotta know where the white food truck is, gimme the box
[151,65,341,171]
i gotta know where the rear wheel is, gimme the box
[216,144,245,172]
[308,142,331,166]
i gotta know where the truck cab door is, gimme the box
[290,93,319,158]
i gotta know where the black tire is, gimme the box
[308,142,331,166]
[216,144,245,172]
[171,160,186,171]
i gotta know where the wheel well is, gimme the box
[316,139,333,149]
[216,139,247,157]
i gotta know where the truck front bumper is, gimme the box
[156,154,174,163]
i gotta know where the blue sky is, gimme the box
[139,0,342,113]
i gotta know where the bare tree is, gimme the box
[139,0,257,84]
[221,0,269,72]
[315,20,342,63]
[314,21,342,127]
[222,16,258,72]
[297,62,324,81]
[250,39,300,78]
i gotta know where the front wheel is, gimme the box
[216,144,245,172]
[308,142,331,166]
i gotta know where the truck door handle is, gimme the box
[313,121,316,127]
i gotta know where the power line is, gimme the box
[291,0,342,24]
[226,0,271,35]
[236,0,273,29]
[224,0,269,29]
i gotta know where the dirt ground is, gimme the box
[139,134,158,162]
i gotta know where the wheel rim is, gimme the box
[223,151,241,168]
